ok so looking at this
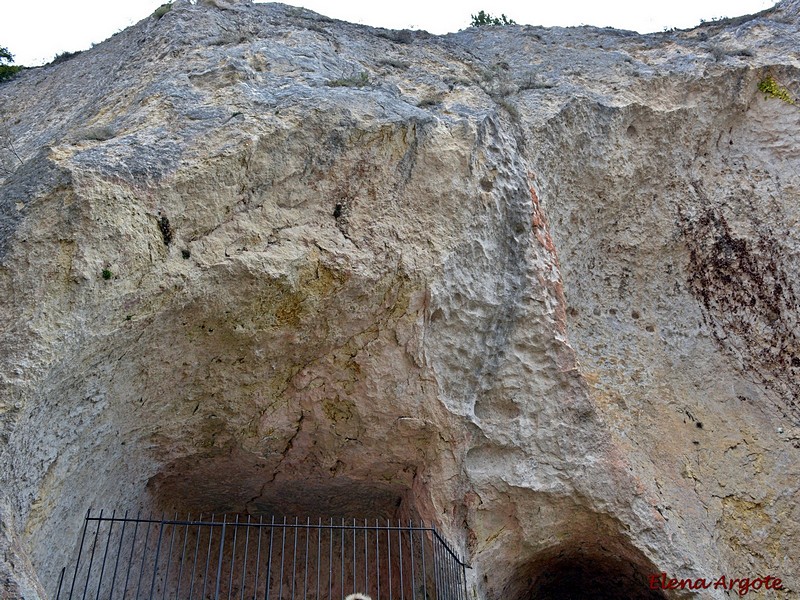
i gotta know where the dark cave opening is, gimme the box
[528,553,668,600]
[50,450,462,600]
[55,484,468,600]
[513,540,670,600]
[145,447,424,521]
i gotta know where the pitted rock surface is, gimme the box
[1,1,799,598]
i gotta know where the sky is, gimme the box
[0,0,782,67]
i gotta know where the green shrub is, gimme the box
[51,50,82,65]
[0,47,22,82]
[470,11,516,27]
[0,67,21,81]
[153,2,172,19]
[102,269,113,280]
[758,75,795,105]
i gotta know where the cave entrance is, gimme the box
[518,543,669,600]
[55,510,468,600]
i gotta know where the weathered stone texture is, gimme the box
[1,1,799,598]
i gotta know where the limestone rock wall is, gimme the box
[1,1,799,598]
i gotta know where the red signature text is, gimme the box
[648,573,783,596]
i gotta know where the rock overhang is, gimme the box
[2,1,799,599]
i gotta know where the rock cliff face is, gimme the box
[1,0,799,598]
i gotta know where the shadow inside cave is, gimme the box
[508,536,670,600]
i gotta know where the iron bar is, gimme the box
[432,526,441,600]
[340,519,344,600]
[409,520,416,600]
[420,522,428,600]
[328,517,333,600]
[187,514,203,600]
[56,567,65,600]
[133,514,153,600]
[55,511,469,600]
[107,509,128,600]
[387,519,392,600]
[398,519,404,600]
[291,517,298,600]
[120,511,140,600]
[363,518,368,594]
[441,554,447,600]
[201,514,215,600]
[228,515,239,600]
[215,515,227,600]
[174,513,190,600]
[241,515,251,600]
[375,519,380,600]
[278,516,286,600]
[161,512,178,600]
[148,514,166,600]
[253,516,263,600]
[316,518,321,600]
[451,535,458,600]
[67,509,90,600]
[303,517,310,600]
[80,508,103,600]
[93,509,115,600]
[265,515,274,600]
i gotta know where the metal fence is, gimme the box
[55,510,468,600]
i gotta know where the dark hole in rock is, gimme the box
[146,448,423,521]
[50,450,441,600]
[527,552,668,599]
[513,537,669,600]
[159,214,173,245]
